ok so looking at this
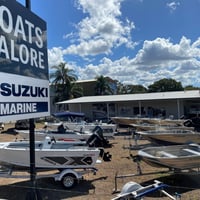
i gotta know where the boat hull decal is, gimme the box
[41,156,93,166]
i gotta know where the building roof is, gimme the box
[57,90,200,104]
[75,79,96,83]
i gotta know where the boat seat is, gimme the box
[183,148,200,155]
[158,151,177,158]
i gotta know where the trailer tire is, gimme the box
[61,173,77,189]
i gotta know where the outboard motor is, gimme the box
[184,117,200,132]
[183,119,193,127]
[99,148,112,162]
[86,126,112,161]
[86,126,110,148]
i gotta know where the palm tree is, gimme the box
[68,82,83,99]
[50,62,83,103]
[95,75,113,95]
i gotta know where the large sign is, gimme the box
[0,0,49,122]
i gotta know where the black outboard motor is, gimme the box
[86,126,112,161]
[183,119,193,127]
[99,148,112,162]
[184,117,200,132]
[86,126,110,148]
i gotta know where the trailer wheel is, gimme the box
[61,173,77,189]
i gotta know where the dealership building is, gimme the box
[56,90,200,121]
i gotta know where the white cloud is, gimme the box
[166,1,180,12]
[47,0,200,88]
[63,39,111,56]
[74,36,200,87]
[48,47,65,67]
[48,35,200,87]
[64,0,135,57]
[133,37,200,65]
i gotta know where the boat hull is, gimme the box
[63,122,116,138]
[140,155,200,169]
[111,117,184,127]
[138,144,200,170]
[0,140,100,170]
[138,130,200,145]
[50,111,117,137]
[17,129,91,141]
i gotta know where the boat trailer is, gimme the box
[0,165,98,189]
[112,180,181,200]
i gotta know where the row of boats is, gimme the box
[112,116,200,171]
[1,112,200,197]
[111,116,200,199]
[0,112,117,189]
[16,111,117,141]
[0,124,113,169]
[8,114,116,170]
[24,113,200,173]
[0,132,113,189]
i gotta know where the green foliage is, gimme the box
[148,78,183,92]
[184,85,200,90]
[50,62,83,102]
[95,75,114,95]
[116,81,127,94]
[50,64,199,102]
[116,83,147,94]
[126,85,148,94]
[68,82,83,99]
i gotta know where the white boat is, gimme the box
[63,121,117,138]
[129,122,160,131]
[47,111,117,138]
[137,129,199,145]
[16,125,112,149]
[0,137,100,170]
[111,116,184,127]
[16,128,92,141]
[137,143,200,170]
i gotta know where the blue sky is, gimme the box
[17,0,200,87]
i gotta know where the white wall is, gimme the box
[63,99,193,120]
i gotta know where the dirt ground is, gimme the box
[0,123,200,199]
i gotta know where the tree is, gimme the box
[148,78,183,92]
[115,80,148,94]
[116,81,128,94]
[50,62,83,102]
[184,85,200,90]
[126,84,148,94]
[68,82,83,99]
[95,75,113,95]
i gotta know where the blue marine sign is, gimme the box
[0,0,49,121]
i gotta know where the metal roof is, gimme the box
[57,90,200,104]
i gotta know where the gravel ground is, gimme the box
[0,123,199,199]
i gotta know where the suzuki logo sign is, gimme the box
[0,0,49,121]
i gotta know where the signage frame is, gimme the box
[0,0,50,122]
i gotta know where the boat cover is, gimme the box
[52,111,85,118]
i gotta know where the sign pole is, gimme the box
[29,118,37,194]
[26,0,31,10]
[25,1,41,199]
[2,0,49,197]
[25,0,36,185]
